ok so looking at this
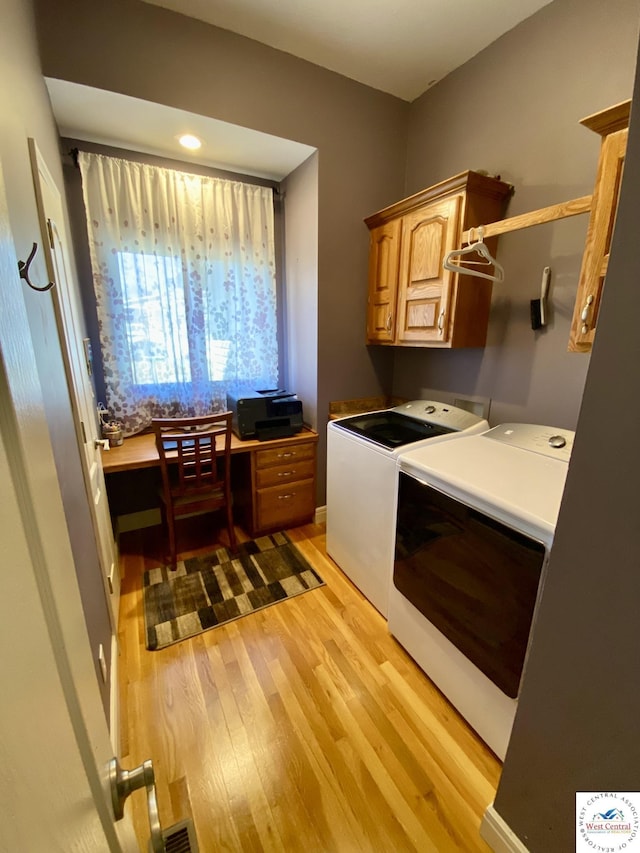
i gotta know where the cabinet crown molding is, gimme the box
[580,99,631,137]
[364,170,513,229]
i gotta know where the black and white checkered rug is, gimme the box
[143,531,324,650]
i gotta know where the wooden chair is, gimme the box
[151,413,236,570]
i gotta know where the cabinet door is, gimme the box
[366,219,401,343]
[396,195,461,343]
[569,128,627,352]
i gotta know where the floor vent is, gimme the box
[149,818,199,853]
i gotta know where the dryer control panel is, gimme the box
[483,423,575,462]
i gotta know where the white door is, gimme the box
[28,139,120,628]
[0,161,137,849]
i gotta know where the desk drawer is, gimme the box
[256,479,315,531]
[255,458,315,489]
[255,442,315,469]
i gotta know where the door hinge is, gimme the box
[46,218,54,250]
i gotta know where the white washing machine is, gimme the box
[389,423,575,759]
[326,401,488,617]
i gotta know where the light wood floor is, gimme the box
[117,519,501,852]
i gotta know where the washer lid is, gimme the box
[330,400,488,451]
[398,424,575,544]
[330,409,454,449]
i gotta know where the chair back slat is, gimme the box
[151,412,236,569]
[152,413,233,498]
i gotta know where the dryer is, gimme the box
[390,423,574,759]
[326,401,488,617]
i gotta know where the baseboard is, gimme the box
[480,804,530,853]
[116,508,161,534]
[109,631,120,756]
[314,505,327,525]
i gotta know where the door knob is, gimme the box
[109,757,164,853]
[95,438,110,451]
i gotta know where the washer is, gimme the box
[389,423,574,759]
[326,401,488,617]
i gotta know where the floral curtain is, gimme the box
[78,151,278,435]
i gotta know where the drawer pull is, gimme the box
[278,470,294,477]
[278,493,295,500]
[277,451,295,458]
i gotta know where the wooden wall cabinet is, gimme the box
[366,219,401,343]
[365,171,512,348]
[234,430,318,537]
[569,100,630,352]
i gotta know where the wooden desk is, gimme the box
[102,428,318,536]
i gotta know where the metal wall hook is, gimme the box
[17,242,55,292]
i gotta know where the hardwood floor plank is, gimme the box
[268,656,368,851]
[207,632,317,851]
[334,732,417,851]
[118,521,501,851]
[381,660,498,808]
[313,660,439,852]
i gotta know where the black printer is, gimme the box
[226,389,303,440]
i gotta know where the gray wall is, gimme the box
[282,152,319,434]
[34,0,410,503]
[492,32,640,853]
[0,0,112,717]
[395,0,640,430]
[32,0,640,488]
[17,0,640,849]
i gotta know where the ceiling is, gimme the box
[47,0,553,181]
[46,78,316,181]
[141,0,554,101]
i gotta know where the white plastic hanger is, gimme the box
[443,226,505,283]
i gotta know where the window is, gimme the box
[119,252,191,385]
[79,151,278,434]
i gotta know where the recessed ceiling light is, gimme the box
[178,134,202,150]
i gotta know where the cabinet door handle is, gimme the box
[581,294,595,333]
[438,310,445,333]
[386,313,392,332]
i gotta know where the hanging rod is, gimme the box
[462,194,592,244]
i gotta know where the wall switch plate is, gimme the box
[98,644,108,683]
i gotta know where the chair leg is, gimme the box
[165,506,177,571]
[226,502,237,554]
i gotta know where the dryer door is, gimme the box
[394,472,547,698]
